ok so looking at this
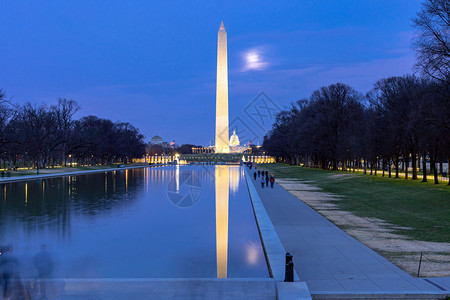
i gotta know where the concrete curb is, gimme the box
[0,164,164,184]
[243,166,311,299]
[311,292,450,299]
[23,278,277,299]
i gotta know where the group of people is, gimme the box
[0,244,53,300]
[253,170,275,188]
[244,161,276,189]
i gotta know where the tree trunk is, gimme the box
[422,152,427,182]
[417,156,420,175]
[374,158,378,176]
[388,157,392,178]
[364,158,367,174]
[395,156,399,178]
[412,152,417,180]
[432,152,439,184]
[448,156,450,186]
[433,159,439,184]
[405,155,409,180]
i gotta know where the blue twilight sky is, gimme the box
[0,0,422,146]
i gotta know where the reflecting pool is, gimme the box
[0,165,268,278]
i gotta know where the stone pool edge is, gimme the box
[0,164,165,184]
[24,278,277,299]
[243,166,311,299]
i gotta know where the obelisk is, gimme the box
[215,21,229,153]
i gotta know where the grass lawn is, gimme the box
[260,163,450,243]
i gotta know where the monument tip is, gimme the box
[219,20,225,31]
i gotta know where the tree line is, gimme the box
[263,0,449,184]
[0,95,146,170]
[263,78,448,184]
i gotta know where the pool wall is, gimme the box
[41,278,277,299]
[243,166,312,299]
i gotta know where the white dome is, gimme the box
[229,130,240,147]
[150,135,163,144]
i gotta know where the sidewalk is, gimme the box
[245,166,450,298]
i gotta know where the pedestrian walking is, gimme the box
[254,172,257,180]
[0,246,19,299]
[33,244,54,299]
[265,171,269,177]
[270,176,275,188]
[261,178,265,188]
[257,170,261,177]
[265,176,269,187]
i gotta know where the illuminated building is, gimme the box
[150,135,164,145]
[228,130,249,153]
[229,130,240,147]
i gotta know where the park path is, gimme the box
[245,166,450,297]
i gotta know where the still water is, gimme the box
[0,165,268,278]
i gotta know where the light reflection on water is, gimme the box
[0,165,268,278]
[215,165,229,278]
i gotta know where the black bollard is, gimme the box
[285,252,293,265]
[284,252,294,282]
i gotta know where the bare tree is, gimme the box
[0,89,6,104]
[0,90,16,168]
[413,0,450,84]
[53,98,80,166]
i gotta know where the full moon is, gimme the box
[243,49,268,71]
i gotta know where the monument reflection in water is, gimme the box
[215,165,229,278]
[0,165,268,278]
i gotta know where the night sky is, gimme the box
[0,0,422,145]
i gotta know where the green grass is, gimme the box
[260,163,450,243]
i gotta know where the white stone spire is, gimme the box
[215,21,229,153]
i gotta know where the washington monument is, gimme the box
[215,21,229,153]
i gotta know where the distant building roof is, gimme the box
[150,135,164,144]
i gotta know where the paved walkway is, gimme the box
[246,166,450,297]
